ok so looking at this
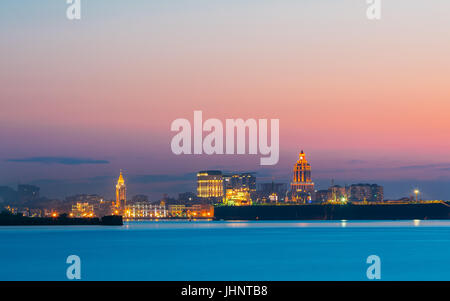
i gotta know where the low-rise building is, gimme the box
[168,204,214,218]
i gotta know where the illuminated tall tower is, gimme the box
[115,171,126,209]
[290,150,315,202]
[197,170,223,200]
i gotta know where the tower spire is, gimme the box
[290,150,315,203]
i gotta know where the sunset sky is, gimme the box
[1,0,450,200]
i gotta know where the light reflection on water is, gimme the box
[1,219,450,232]
[119,219,450,230]
[1,220,450,280]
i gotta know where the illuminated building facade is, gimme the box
[316,184,382,204]
[222,172,256,205]
[269,193,278,203]
[224,188,252,206]
[223,173,256,192]
[167,204,214,218]
[186,204,214,218]
[255,182,287,203]
[124,203,167,219]
[289,150,315,203]
[168,204,186,216]
[328,185,348,204]
[115,171,126,209]
[197,170,223,200]
[71,202,94,218]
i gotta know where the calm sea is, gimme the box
[1,220,449,281]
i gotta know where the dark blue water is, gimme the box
[1,220,449,280]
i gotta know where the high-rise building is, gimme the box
[223,173,256,191]
[115,171,126,209]
[349,184,383,203]
[221,172,256,206]
[328,185,348,203]
[197,170,223,199]
[289,150,315,203]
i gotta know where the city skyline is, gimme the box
[0,151,442,202]
[2,1,450,286]
[1,1,450,200]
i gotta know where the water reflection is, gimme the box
[3,219,448,232]
[117,219,450,230]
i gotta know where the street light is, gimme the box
[414,189,420,202]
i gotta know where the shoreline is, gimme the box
[0,214,123,226]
